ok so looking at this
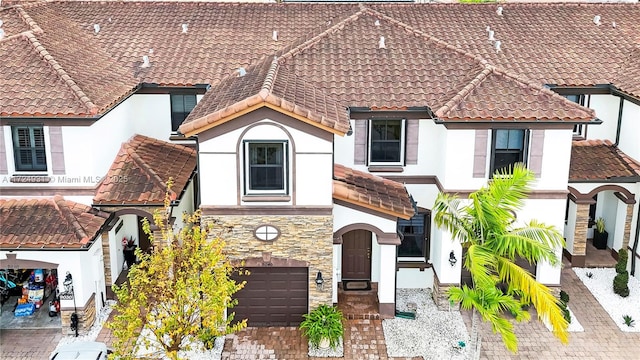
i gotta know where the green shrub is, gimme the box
[595,217,606,233]
[623,315,635,327]
[299,304,344,350]
[559,290,570,304]
[613,271,630,297]
[616,249,628,274]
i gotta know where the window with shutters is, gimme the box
[368,119,405,165]
[12,126,47,171]
[244,141,288,195]
[170,94,197,132]
[490,129,528,176]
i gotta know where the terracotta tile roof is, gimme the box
[372,3,640,87]
[569,140,640,182]
[94,134,197,205]
[0,7,35,38]
[3,2,639,121]
[613,46,640,98]
[0,196,110,250]
[333,163,414,220]
[179,56,350,136]
[46,1,361,86]
[435,68,595,121]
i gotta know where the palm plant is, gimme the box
[434,163,568,355]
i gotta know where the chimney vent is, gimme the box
[237,67,247,77]
[182,24,188,33]
[375,20,380,26]
[379,36,386,49]
[272,30,278,41]
[488,30,495,41]
[495,40,502,53]
[141,55,150,68]
[496,6,503,16]
[593,15,601,26]
[94,24,100,34]
[612,21,617,28]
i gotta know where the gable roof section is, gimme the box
[333,163,414,220]
[435,68,596,122]
[179,56,350,137]
[569,140,640,182]
[0,196,110,250]
[94,134,197,205]
[0,3,138,117]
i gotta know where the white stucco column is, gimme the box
[378,244,397,318]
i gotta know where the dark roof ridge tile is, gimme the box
[436,67,493,118]
[52,195,90,245]
[15,6,43,34]
[22,31,98,115]
[278,9,365,63]
[123,136,176,197]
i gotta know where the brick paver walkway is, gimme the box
[221,319,420,360]
[465,266,640,360]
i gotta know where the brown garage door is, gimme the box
[232,267,308,326]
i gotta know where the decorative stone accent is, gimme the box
[573,203,590,258]
[101,232,112,285]
[60,294,96,336]
[203,214,333,309]
[431,271,459,311]
[623,204,633,250]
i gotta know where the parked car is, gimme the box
[49,341,112,360]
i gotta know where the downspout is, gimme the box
[191,135,202,210]
[614,96,624,146]
[631,203,640,276]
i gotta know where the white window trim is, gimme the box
[243,140,288,196]
[367,119,406,166]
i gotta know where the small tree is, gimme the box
[108,185,247,360]
[613,249,630,297]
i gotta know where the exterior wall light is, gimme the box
[315,271,324,290]
[449,251,457,267]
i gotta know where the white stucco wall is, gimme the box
[199,119,333,207]
[618,100,640,162]
[1,93,201,190]
[587,94,621,141]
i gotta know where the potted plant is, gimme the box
[299,304,344,350]
[593,217,608,250]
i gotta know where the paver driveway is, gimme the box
[3,265,640,359]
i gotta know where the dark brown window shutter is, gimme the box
[405,120,419,165]
[473,129,488,178]
[49,126,66,175]
[0,127,7,174]
[354,120,367,165]
[529,129,544,177]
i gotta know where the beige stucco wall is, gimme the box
[203,214,333,309]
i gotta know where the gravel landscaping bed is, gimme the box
[383,288,470,360]
[574,267,640,332]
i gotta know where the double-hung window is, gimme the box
[12,126,47,171]
[397,211,430,261]
[170,94,197,132]
[490,129,527,175]
[368,119,405,165]
[245,141,288,195]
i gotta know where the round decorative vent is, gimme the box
[254,225,280,241]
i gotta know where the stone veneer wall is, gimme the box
[203,214,334,309]
[432,271,460,311]
[60,293,96,336]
